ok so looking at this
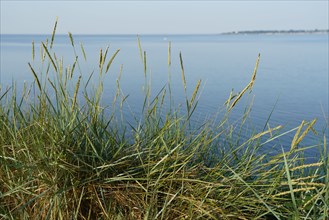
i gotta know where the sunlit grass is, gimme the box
[0,21,328,220]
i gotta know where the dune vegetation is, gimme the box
[1,21,328,220]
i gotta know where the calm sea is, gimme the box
[1,34,328,155]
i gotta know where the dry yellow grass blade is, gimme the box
[71,75,81,112]
[292,175,319,182]
[273,187,317,197]
[251,125,282,141]
[295,118,317,145]
[290,120,305,150]
[290,162,323,171]
[290,119,317,150]
[190,79,201,107]
[280,181,325,187]
[228,54,260,112]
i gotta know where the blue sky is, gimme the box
[1,1,328,34]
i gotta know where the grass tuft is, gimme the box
[0,24,328,220]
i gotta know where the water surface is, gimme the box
[1,34,328,155]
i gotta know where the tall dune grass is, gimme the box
[0,22,328,220]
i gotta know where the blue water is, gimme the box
[1,34,328,155]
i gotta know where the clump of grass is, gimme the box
[0,21,328,220]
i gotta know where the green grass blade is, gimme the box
[281,146,299,217]
[50,17,58,49]
[226,165,281,219]
[68,32,75,47]
[137,35,143,62]
[179,52,186,93]
[42,42,58,72]
[32,40,35,61]
[105,49,120,74]
[71,75,81,112]
[80,42,87,61]
[168,41,171,66]
[0,86,11,101]
[143,51,147,77]
[28,62,41,91]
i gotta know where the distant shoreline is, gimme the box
[221,29,329,35]
[1,29,328,36]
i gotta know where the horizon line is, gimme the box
[1,29,328,36]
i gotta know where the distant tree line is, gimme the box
[222,29,329,35]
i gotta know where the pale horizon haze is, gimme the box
[1,1,328,35]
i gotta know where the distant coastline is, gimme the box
[221,29,329,35]
[1,29,328,36]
